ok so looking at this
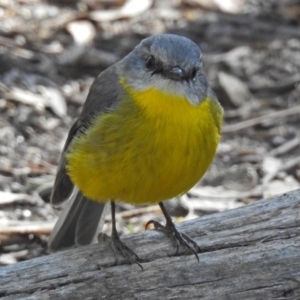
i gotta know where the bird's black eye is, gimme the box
[191,67,197,79]
[146,55,155,69]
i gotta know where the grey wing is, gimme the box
[51,64,122,207]
[49,65,122,251]
[51,119,81,207]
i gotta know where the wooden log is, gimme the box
[1,189,300,300]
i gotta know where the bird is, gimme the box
[48,34,223,266]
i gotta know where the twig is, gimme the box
[222,105,300,133]
[105,205,161,221]
[0,222,54,236]
[280,156,300,172]
[0,192,33,206]
[270,135,300,156]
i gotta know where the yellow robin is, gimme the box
[48,34,223,266]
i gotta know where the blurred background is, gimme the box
[1,0,300,265]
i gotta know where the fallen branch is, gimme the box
[0,189,300,299]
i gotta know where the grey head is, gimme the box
[119,34,212,105]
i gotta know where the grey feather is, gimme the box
[49,188,108,251]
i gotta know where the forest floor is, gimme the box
[0,0,300,265]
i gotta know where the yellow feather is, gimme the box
[66,78,222,205]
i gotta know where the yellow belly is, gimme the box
[66,80,222,205]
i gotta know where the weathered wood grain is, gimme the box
[1,189,300,300]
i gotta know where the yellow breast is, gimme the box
[66,79,222,205]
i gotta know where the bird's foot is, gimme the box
[110,229,143,270]
[146,219,200,262]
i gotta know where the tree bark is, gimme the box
[1,189,300,300]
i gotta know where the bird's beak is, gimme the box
[165,66,184,81]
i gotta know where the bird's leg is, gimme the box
[146,202,200,261]
[110,201,143,270]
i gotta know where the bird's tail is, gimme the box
[48,188,109,251]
